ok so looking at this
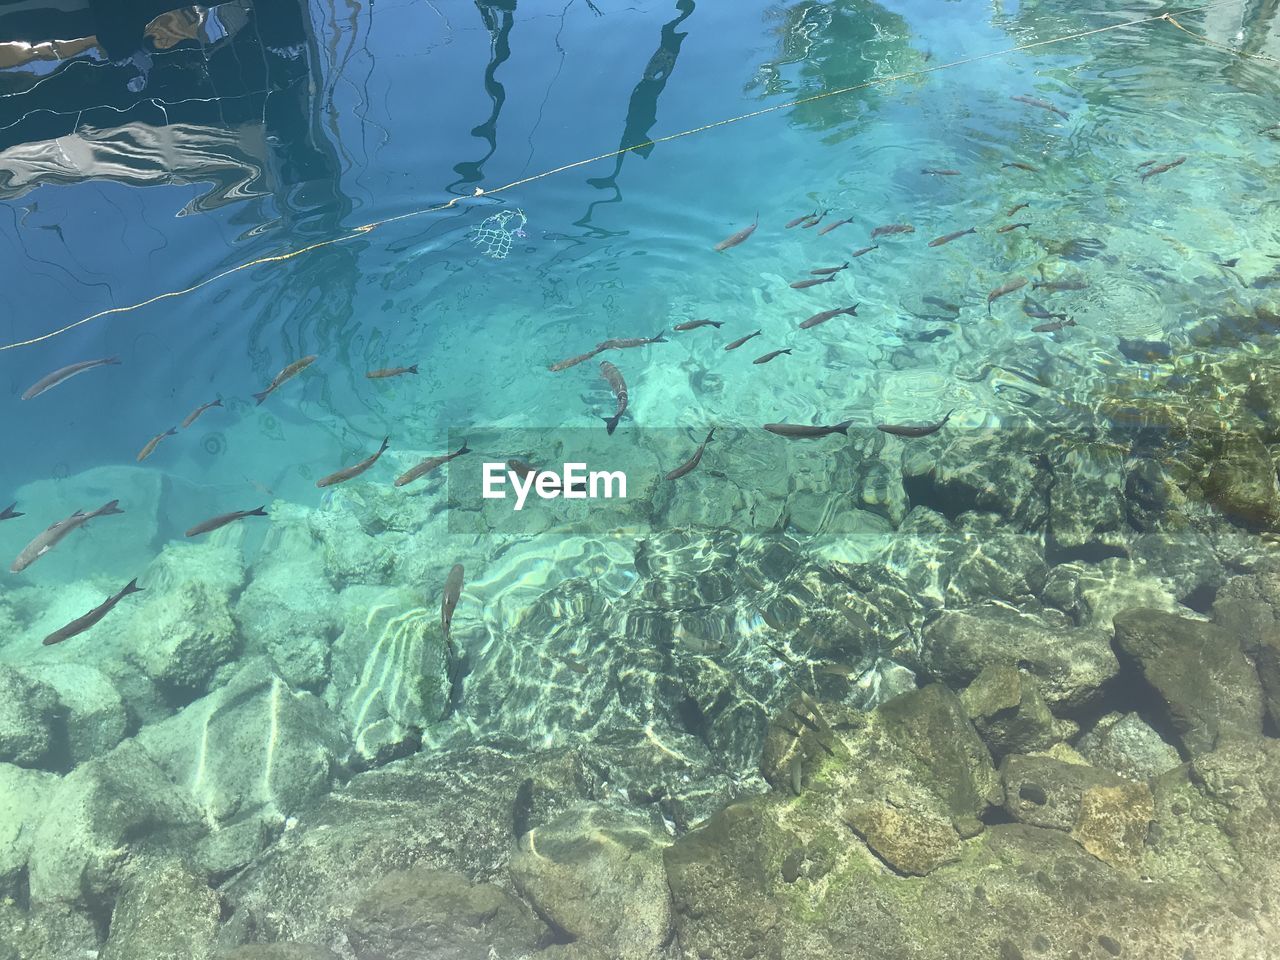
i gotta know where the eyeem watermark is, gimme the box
[482,462,627,510]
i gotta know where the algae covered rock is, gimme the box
[663,796,805,960]
[842,800,960,875]
[1201,433,1280,529]
[920,605,1118,713]
[1071,780,1154,870]
[345,865,547,960]
[1000,754,1127,831]
[26,739,206,906]
[960,665,1076,759]
[100,860,223,960]
[0,900,98,960]
[0,664,57,767]
[509,803,672,959]
[1112,607,1264,755]
[1048,441,1129,552]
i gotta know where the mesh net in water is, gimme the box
[468,208,528,259]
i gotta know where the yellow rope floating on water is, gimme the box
[0,0,1270,353]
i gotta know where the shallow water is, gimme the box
[2,0,1280,957]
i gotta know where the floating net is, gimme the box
[468,208,527,259]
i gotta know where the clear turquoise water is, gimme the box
[1,0,1280,952]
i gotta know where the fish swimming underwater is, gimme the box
[0,503,22,522]
[316,436,390,488]
[763,421,852,438]
[11,500,124,573]
[665,428,715,481]
[43,578,143,646]
[137,427,177,462]
[181,399,223,429]
[254,355,317,404]
[753,349,792,364]
[928,226,977,248]
[22,357,120,401]
[715,214,759,251]
[724,330,762,351]
[673,319,723,332]
[442,563,464,643]
[395,441,471,487]
[367,365,419,379]
[185,506,268,537]
[800,304,859,330]
[599,361,629,434]
[877,409,954,437]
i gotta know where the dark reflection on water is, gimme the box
[448,1,518,196]
[577,0,696,232]
[0,0,350,241]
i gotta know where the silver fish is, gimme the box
[714,214,759,251]
[763,421,852,438]
[11,500,124,573]
[254,355,317,404]
[22,357,120,400]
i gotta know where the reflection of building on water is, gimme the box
[1201,0,1280,61]
[0,0,350,234]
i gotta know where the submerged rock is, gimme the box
[1211,569,1280,728]
[0,763,59,899]
[960,665,1076,759]
[345,865,548,960]
[126,578,241,698]
[100,860,223,960]
[1000,754,1129,831]
[135,659,348,856]
[842,801,961,876]
[1201,434,1280,530]
[1077,712,1182,782]
[0,664,57,767]
[0,900,98,960]
[920,605,1119,713]
[221,743,597,946]
[233,527,338,692]
[327,585,449,768]
[1071,780,1154,871]
[221,946,342,960]
[509,803,672,958]
[20,662,128,766]
[26,739,206,906]
[1112,608,1264,755]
